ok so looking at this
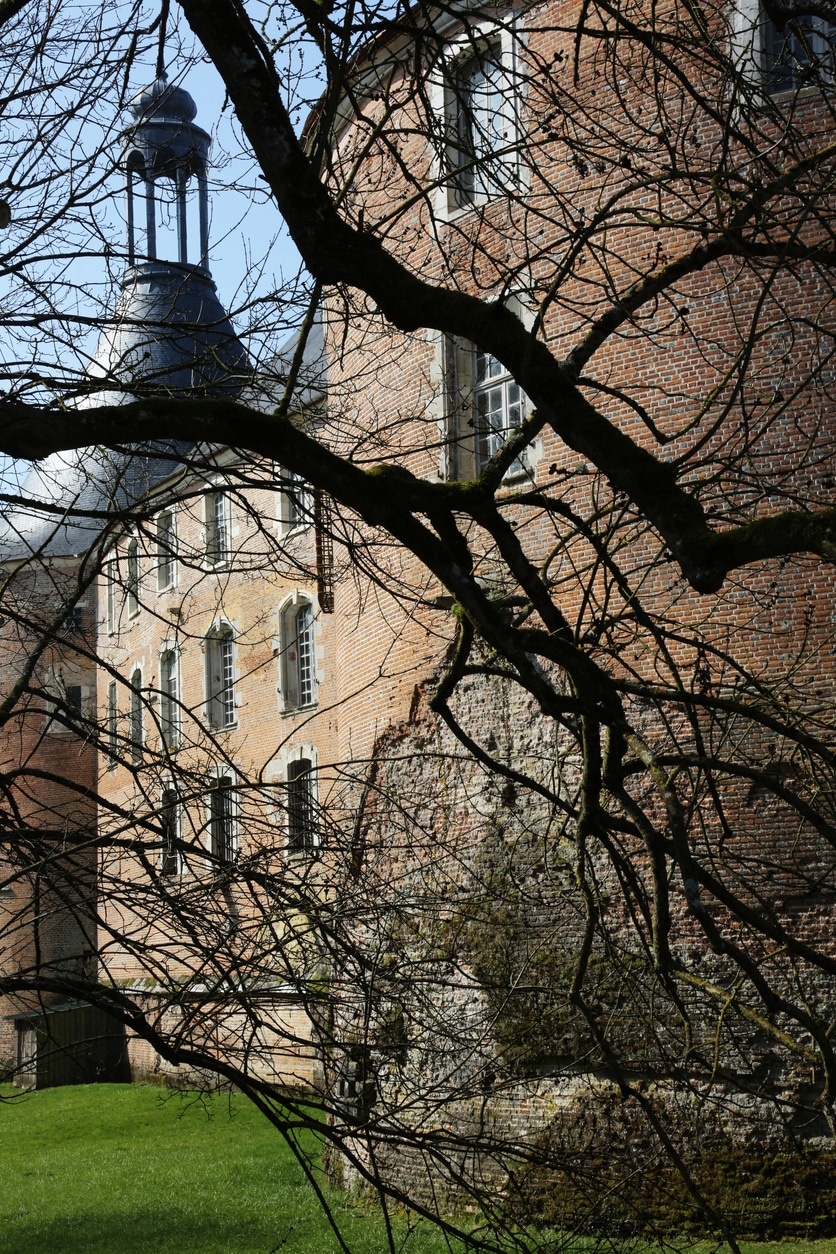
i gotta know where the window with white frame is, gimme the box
[206,624,236,728]
[445,337,528,478]
[156,510,177,591]
[286,757,318,854]
[126,538,140,616]
[129,667,143,760]
[278,467,312,533]
[160,788,180,876]
[105,561,117,633]
[208,775,236,864]
[281,601,317,709]
[159,648,180,750]
[762,9,835,92]
[106,680,118,766]
[435,29,522,215]
[205,489,230,566]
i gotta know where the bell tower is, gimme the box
[122,74,210,271]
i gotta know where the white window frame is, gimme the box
[156,509,177,591]
[205,770,237,866]
[205,488,230,567]
[106,679,118,767]
[430,20,525,220]
[159,645,180,751]
[105,561,117,634]
[129,666,144,760]
[276,465,313,535]
[205,622,237,730]
[731,0,835,96]
[278,595,318,711]
[125,537,140,617]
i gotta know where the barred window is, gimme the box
[160,789,180,876]
[287,757,318,854]
[209,776,235,864]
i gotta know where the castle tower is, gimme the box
[0,76,248,1078]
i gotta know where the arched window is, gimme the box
[159,649,179,750]
[126,539,140,616]
[286,757,318,854]
[130,668,143,760]
[281,600,316,709]
[208,775,235,863]
[206,625,236,728]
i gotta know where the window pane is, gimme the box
[160,652,179,749]
[157,512,176,589]
[207,492,229,564]
[295,606,315,706]
[763,14,836,92]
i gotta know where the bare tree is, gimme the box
[1,0,836,1247]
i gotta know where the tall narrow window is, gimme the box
[282,602,316,709]
[209,776,235,863]
[160,650,179,750]
[126,539,140,616]
[106,681,118,767]
[160,789,179,876]
[206,626,236,728]
[156,510,176,590]
[451,47,506,206]
[287,757,317,854]
[206,490,229,566]
[130,668,143,760]
[106,562,117,633]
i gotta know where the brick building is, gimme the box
[1,0,836,1232]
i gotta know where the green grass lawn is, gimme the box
[0,1083,462,1254]
[3,1083,836,1254]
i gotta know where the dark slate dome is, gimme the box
[85,262,249,405]
[128,76,198,124]
[0,75,249,562]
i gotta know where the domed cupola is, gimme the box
[1,75,250,561]
[85,72,249,403]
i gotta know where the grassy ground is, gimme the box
[3,1084,836,1254]
[0,1082,461,1254]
